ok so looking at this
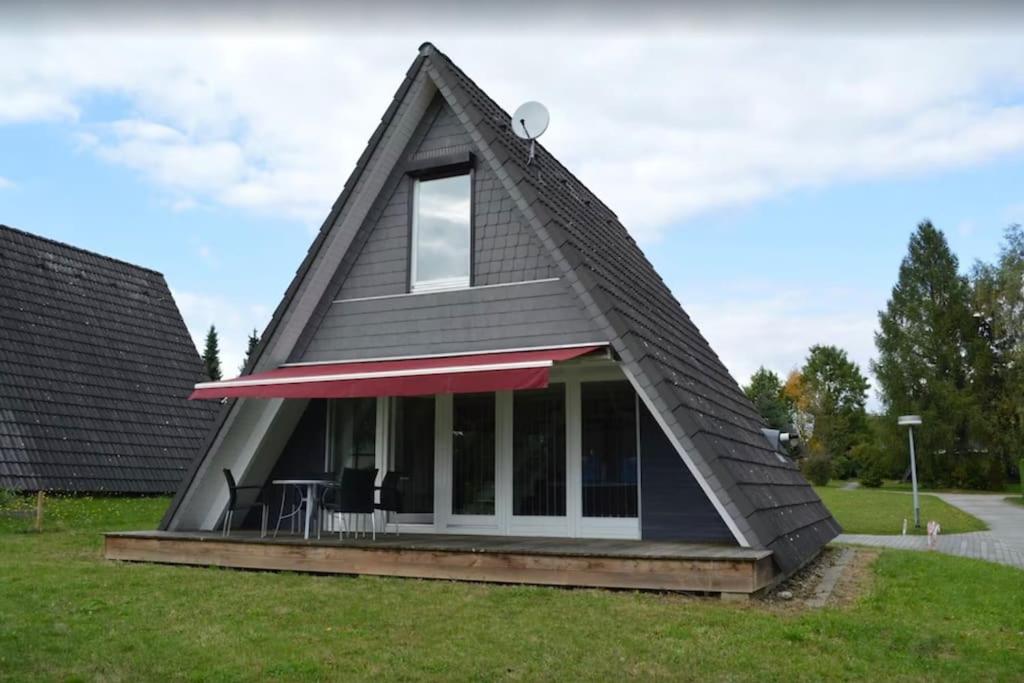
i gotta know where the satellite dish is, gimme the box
[511,101,549,164]
[511,101,549,140]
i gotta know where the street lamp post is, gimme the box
[898,415,923,528]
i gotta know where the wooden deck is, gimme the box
[104,530,778,595]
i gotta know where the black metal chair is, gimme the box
[320,467,378,540]
[222,469,268,538]
[375,471,402,536]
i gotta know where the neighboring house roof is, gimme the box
[0,225,216,493]
[162,43,839,573]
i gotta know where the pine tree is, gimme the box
[800,345,870,458]
[743,367,792,432]
[969,224,1024,487]
[202,324,222,381]
[873,221,977,486]
[240,328,260,374]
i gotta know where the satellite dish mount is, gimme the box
[511,101,549,164]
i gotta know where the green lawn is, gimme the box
[815,487,988,535]
[1005,496,1024,508]
[1,497,1022,681]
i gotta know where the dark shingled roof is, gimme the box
[0,225,217,493]
[419,44,840,573]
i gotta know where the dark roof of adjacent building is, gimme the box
[0,225,217,493]
[160,43,839,572]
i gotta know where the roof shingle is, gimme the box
[0,225,217,493]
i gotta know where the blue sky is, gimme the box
[1,23,1023,403]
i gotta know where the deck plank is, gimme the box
[104,531,776,594]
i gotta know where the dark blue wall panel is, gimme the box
[639,404,735,543]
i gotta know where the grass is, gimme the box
[1,497,1023,681]
[1004,496,1024,508]
[815,487,988,535]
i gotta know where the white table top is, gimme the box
[271,479,335,485]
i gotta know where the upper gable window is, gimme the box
[411,173,472,292]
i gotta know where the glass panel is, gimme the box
[413,174,471,288]
[513,386,566,517]
[581,381,638,518]
[392,396,435,515]
[330,398,376,472]
[452,393,496,516]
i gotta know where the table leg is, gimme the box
[304,484,314,540]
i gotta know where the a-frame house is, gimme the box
[108,43,839,594]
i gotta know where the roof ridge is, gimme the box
[419,43,620,221]
[0,224,165,277]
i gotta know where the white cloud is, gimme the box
[171,288,270,377]
[169,196,197,212]
[0,32,1023,237]
[685,285,880,405]
[0,176,14,189]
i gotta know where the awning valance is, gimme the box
[189,344,606,400]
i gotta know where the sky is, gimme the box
[1,4,1023,407]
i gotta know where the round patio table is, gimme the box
[272,479,334,540]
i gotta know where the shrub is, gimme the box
[802,455,832,486]
[859,461,885,488]
[831,454,857,480]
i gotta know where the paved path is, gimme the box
[836,493,1024,570]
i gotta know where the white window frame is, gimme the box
[410,172,472,293]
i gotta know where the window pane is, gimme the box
[581,381,638,518]
[392,396,435,514]
[513,386,566,517]
[414,174,471,287]
[330,398,376,472]
[452,393,495,515]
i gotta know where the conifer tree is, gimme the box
[202,324,222,382]
[873,221,977,486]
[969,225,1024,486]
[240,329,260,373]
[743,367,792,431]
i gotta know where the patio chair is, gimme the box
[222,469,268,538]
[375,471,402,536]
[319,467,378,540]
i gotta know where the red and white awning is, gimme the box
[189,344,606,400]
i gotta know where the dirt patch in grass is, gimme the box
[763,547,842,604]
[829,549,879,607]
[757,547,877,612]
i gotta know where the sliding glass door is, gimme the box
[382,372,637,538]
[581,381,638,519]
[512,386,566,527]
[329,397,377,473]
[391,396,435,524]
[450,393,496,525]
